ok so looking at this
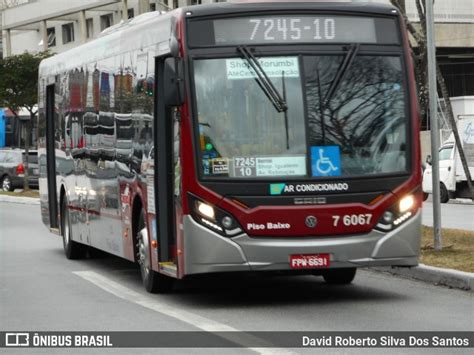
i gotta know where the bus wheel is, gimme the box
[61,198,87,259]
[322,268,356,285]
[136,210,173,293]
[440,183,449,203]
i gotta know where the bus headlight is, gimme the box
[399,194,415,213]
[189,194,243,237]
[375,193,419,232]
[196,201,215,220]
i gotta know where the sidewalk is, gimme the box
[450,198,474,205]
[372,265,474,292]
[1,194,472,291]
[0,194,40,205]
[425,195,474,205]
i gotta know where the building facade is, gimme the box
[1,0,222,57]
[366,0,474,100]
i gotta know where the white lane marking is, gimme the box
[73,270,295,355]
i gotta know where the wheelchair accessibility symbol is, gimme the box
[311,146,341,177]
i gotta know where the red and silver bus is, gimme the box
[38,0,422,293]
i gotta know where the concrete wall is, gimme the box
[435,23,474,47]
[10,30,39,55]
[406,0,474,23]
[2,0,113,28]
[366,0,474,47]
[366,0,474,23]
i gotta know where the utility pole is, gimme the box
[426,0,442,250]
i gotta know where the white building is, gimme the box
[0,0,220,57]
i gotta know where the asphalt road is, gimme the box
[0,202,473,354]
[422,200,474,230]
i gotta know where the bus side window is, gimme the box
[140,118,153,159]
[130,114,148,172]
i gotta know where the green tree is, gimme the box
[0,51,51,190]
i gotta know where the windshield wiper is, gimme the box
[281,70,290,149]
[322,43,360,109]
[237,46,288,113]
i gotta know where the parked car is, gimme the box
[0,149,39,191]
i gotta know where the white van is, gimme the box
[423,116,474,202]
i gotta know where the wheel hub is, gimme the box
[137,227,150,278]
[64,210,70,245]
[2,178,11,191]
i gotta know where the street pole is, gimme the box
[426,0,442,250]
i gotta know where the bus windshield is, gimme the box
[194,54,407,179]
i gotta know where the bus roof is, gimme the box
[39,10,179,77]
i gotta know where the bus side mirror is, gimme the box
[164,57,184,107]
[426,155,432,165]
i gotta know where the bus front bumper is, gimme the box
[182,211,421,276]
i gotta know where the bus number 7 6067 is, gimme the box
[332,214,372,227]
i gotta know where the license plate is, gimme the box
[289,254,330,269]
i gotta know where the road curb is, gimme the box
[425,196,474,205]
[449,198,474,205]
[372,264,474,291]
[0,195,40,205]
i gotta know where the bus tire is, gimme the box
[440,183,449,203]
[61,197,87,259]
[136,209,173,293]
[322,268,356,285]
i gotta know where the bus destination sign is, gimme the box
[189,15,400,47]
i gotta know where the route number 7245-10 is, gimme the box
[332,214,372,227]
